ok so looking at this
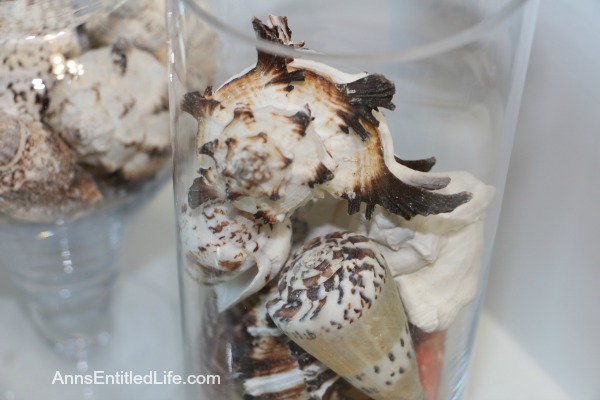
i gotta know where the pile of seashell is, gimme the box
[181,15,495,400]
[0,0,173,222]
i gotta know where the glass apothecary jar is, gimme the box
[167,1,539,399]
[0,0,172,359]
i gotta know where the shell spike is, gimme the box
[345,169,472,220]
[181,90,220,120]
[394,156,437,172]
[252,15,304,72]
[336,74,396,141]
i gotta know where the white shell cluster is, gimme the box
[182,15,496,400]
[0,1,174,222]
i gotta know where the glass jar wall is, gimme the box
[167,1,539,399]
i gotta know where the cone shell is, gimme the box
[268,232,424,400]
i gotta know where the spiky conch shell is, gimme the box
[0,111,101,222]
[268,232,424,400]
[182,15,472,225]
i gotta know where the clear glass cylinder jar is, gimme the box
[167,1,539,399]
[0,0,172,359]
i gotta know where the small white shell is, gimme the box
[44,42,169,179]
[268,232,424,400]
[180,198,292,311]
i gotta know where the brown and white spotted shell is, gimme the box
[180,197,292,311]
[182,15,471,224]
[0,112,102,222]
[268,232,424,400]
[232,285,339,399]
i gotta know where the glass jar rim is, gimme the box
[182,0,534,64]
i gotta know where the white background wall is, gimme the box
[469,1,600,398]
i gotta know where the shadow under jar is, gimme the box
[0,0,172,360]
[167,1,539,399]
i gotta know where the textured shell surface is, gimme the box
[294,172,495,332]
[0,113,101,221]
[198,105,336,223]
[0,0,107,39]
[44,42,169,177]
[232,286,339,399]
[393,172,495,332]
[0,29,82,117]
[268,232,424,400]
[180,197,292,311]
[182,15,472,225]
[84,0,166,54]
[0,112,28,171]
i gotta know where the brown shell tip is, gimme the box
[181,91,221,120]
[336,74,396,141]
[252,15,305,71]
[188,169,222,208]
[344,170,472,220]
[394,156,437,172]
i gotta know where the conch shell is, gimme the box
[268,232,424,400]
[182,16,471,224]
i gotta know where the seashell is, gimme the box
[0,29,82,118]
[83,0,167,55]
[267,232,424,400]
[232,285,339,399]
[0,114,27,171]
[0,0,102,41]
[44,41,169,180]
[0,112,102,222]
[288,172,495,332]
[196,105,336,223]
[182,15,471,224]
[392,172,495,332]
[180,196,292,311]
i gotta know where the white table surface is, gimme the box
[2,0,599,399]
